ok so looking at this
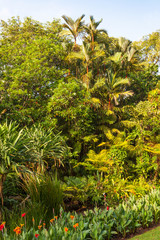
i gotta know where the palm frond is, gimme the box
[62,15,75,27]
[113,78,130,88]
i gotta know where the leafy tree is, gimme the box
[0,17,67,125]
[121,88,160,180]
[128,64,159,103]
[134,30,160,67]
[48,78,96,165]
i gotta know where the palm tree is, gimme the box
[118,37,141,75]
[67,41,105,90]
[118,37,131,53]
[93,70,134,109]
[84,16,107,50]
[61,14,85,47]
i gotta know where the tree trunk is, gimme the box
[104,64,106,76]
[87,65,89,75]
[76,65,78,78]
[154,156,160,181]
[108,97,111,110]
[86,65,89,91]
[0,175,6,207]
[91,33,94,50]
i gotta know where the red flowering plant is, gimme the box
[35,233,39,238]
[103,192,107,206]
[21,213,26,217]
[0,224,4,231]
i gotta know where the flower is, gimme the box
[21,213,26,217]
[73,223,79,229]
[107,206,109,210]
[50,218,54,223]
[38,225,42,230]
[0,224,4,231]
[13,226,21,232]
[43,223,46,227]
[13,226,21,235]
[54,216,58,220]
[35,233,39,238]
[16,229,21,235]
[70,215,74,220]
[64,227,68,232]
[20,224,24,227]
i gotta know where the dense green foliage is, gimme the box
[0,14,159,239]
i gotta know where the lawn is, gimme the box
[129,226,160,240]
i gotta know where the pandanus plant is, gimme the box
[24,124,68,173]
[0,121,25,220]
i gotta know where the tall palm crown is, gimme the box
[84,16,107,50]
[93,70,134,109]
[105,70,134,107]
[67,41,105,89]
[61,14,85,46]
[118,37,139,73]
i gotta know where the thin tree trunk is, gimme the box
[0,175,6,208]
[86,65,90,91]
[0,175,6,221]
[108,97,111,110]
[76,65,78,78]
[91,33,94,51]
[154,156,160,181]
[104,64,106,76]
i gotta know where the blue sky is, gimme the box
[0,0,159,41]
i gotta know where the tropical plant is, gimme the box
[61,14,85,47]
[93,70,134,109]
[0,121,25,209]
[20,173,63,226]
[24,124,69,173]
[84,16,107,50]
[67,42,105,90]
[2,189,160,239]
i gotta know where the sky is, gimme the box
[0,0,160,41]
